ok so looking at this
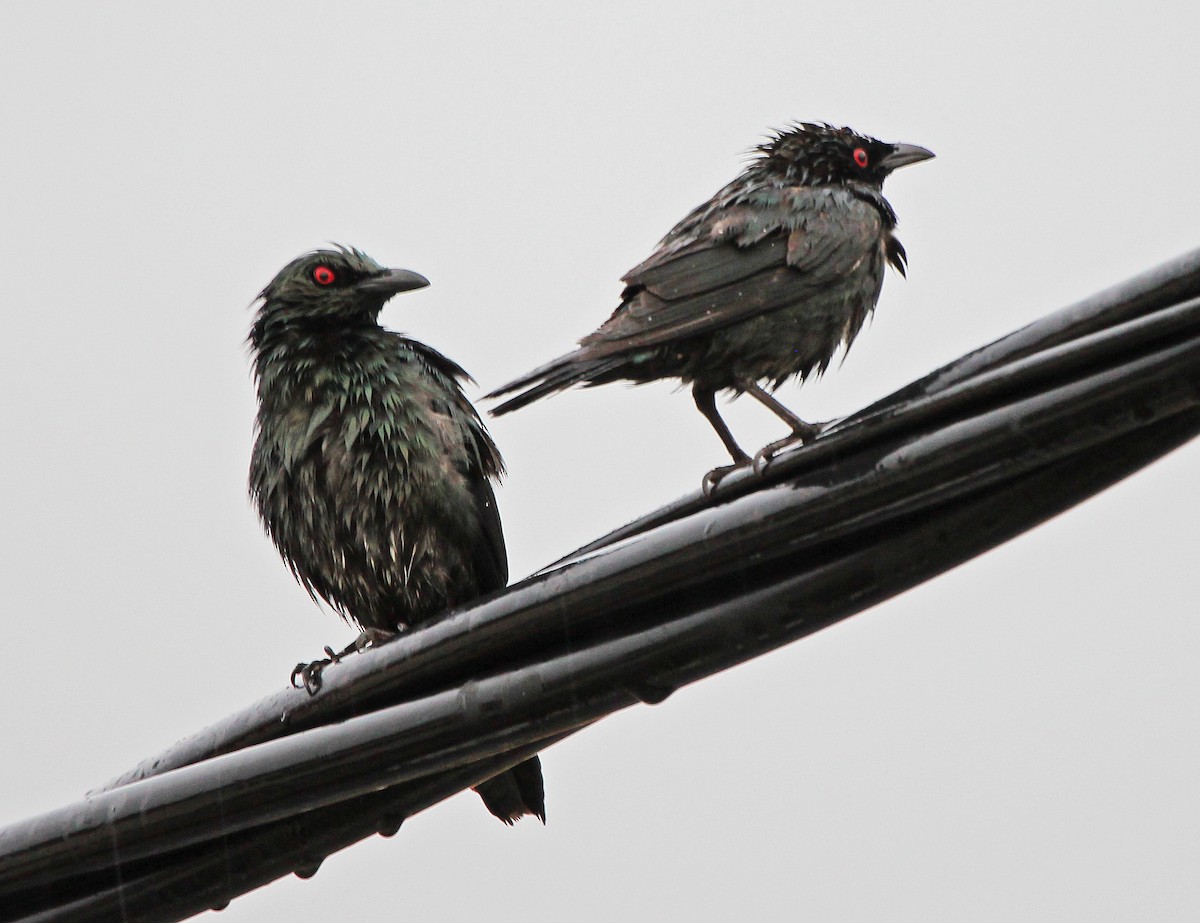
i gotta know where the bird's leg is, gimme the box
[289,627,401,696]
[694,385,751,496]
[743,382,823,438]
[331,626,398,660]
[743,383,826,474]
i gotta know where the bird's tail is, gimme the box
[486,351,624,415]
[474,756,546,824]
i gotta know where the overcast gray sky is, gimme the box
[3,2,1199,920]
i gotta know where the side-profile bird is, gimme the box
[487,122,934,490]
[248,246,545,824]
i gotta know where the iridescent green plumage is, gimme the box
[248,246,543,823]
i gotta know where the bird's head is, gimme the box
[250,246,429,346]
[753,122,934,188]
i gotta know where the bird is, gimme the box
[487,122,934,491]
[248,245,545,824]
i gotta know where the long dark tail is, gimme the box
[474,756,546,824]
[486,351,625,415]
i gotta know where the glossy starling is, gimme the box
[487,122,934,490]
[248,246,545,824]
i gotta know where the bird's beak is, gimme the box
[880,143,936,172]
[356,268,431,297]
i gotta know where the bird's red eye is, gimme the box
[312,265,336,286]
[853,148,869,168]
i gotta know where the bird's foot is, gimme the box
[752,420,828,475]
[290,645,341,696]
[290,627,407,695]
[702,458,751,497]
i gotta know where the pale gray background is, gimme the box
[2,2,1198,920]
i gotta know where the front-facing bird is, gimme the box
[487,122,934,490]
[248,246,545,824]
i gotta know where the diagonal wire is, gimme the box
[1,247,1198,921]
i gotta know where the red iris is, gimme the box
[313,265,336,285]
[853,148,869,168]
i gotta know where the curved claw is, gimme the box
[752,420,831,476]
[751,436,800,476]
[752,447,775,477]
[751,436,798,475]
[702,459,750,497]
[290,657,333,696]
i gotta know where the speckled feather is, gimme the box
[248,247,543,824]
[249,249,505,632]
[487,123,928,416]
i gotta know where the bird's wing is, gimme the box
[580,188,884,355]
[408,340,509,592]
[468,474,508,592]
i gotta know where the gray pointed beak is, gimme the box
[880,142,936,172]
[357,268,431,297]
